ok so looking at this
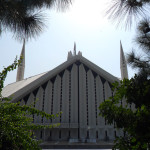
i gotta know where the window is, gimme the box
[105,130,107,138]
[87,130,89,139]
[40,130,43,139]
[60,78,63,123]
[41,90,45,123]
[103,84,105,101]
[96,131,98,139]
[50,130,51,137]
[94,78,98,126]
[69,72,71,123]
[33,96,36,122]
[86,73,89,126]
[69,130,71,138]
[114,130,117,138]
[51,84,54,122]
[59,130,61,139]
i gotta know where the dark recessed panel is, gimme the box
[100,76,106,85]
[23,94,30,104]
[59,70,65,77]
[83,64,89,73]
[92,70,97,78]
[67,65,73,72]
[50,76,56,84]
[75,61,81,66]
[41,81,48,90]
[108,82,112,89]
[33,87,39,97]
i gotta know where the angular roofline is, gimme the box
[5,72,48,87]
[4,55,119,102]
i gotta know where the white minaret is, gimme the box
[16,39,25,82]
[120,41,128,79]
[73,42,76,56]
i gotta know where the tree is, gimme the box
[99,18,150,150]
[99,75,150,150]
[106,0,150,75]
[127,18,150,77]
[0,59,61,150]
[106,0,150,28]
[99,1,150,148]
[0,0,72,40]
[0,1,72,148]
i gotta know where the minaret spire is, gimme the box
[120,41,128,79]
[16,39,25,82]
[73,42,76,56]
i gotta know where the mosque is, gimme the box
[2,41,128,143]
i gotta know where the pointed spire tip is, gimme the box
[74,42,76,56]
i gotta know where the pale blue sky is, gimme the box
[0,0,137,86]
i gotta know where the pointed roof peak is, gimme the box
[67,42,82,60]
[4,54,119,101]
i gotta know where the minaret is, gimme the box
[16,39,25,82]
[120,41,128,79]
[73,42,76,56]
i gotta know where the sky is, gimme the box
[0,0,138,86]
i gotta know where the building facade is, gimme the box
[2,42,128,142]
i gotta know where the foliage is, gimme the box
[128,19,150,76]
[106,0,150,74]
[0,59,60,150]
[0,57,20,97]
[0,0,72,40]
[99,75,150,150]
[101,1,150,149]
[127,18,150,76]
[106,0,150,28]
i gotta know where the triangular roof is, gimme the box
[2,55,119,102]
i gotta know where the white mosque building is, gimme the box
[2,41,128,143]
